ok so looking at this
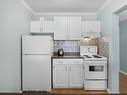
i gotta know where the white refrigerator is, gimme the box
[22,35,53,91]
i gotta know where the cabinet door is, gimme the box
[54,17,67,40]
[82,21,101,37]
[43,21,54,33]
[53,64,68,88]
[30,21,42,33]
[69,64,84,88]
[67,17,81,40]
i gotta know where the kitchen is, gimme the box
[22,16,108,93]
[0,0,126,94]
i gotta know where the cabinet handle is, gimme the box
[83,66,84,70]
[65,67,67,71]
[40,27,43,32]
[66,35,69,40]
[40,27,42,32]
[70,67,71,71]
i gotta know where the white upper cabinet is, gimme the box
[30,17,101,39]
[30,17,54,33]
[31,21,42,33]
[82,21,101,38]
[54,16,81,40]
[67,17,81,40]
[54,17,67,40]
[43,21,54,33]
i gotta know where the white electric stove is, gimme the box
[80,46,107,90]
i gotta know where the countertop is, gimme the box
[52,52,84,59]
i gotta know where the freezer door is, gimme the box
[22,55,51,91]
[22,36,51,54]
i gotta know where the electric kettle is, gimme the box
[58,48,64,56]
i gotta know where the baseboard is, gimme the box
[120,70,127,76]
[19,91,23,93]
[107,89,120,94]
[0,91,22,93]
[107,89,110,93]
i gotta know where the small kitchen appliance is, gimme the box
[58,48,64,56]
[80,46,107,90]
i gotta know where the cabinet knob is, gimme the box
[65,67,67,71]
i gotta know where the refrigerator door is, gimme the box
[22,36,51,54]
[22,55,51,91]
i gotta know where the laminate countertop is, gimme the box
[51,52,84,59]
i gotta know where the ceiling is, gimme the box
[23,0,108,13]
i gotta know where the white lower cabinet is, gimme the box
[53,64,68,88]
[69,64,84,88]
[53,59,84,88]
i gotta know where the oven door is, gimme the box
[85,61,107,79]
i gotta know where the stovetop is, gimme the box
[93,55,102,58]
[83,55,102,58]
[82,55,107,61]
[83,55,92,58]
[80,46,107,61]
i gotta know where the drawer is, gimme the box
[84,80,107,90]
[53,59,84,64]
[53,59,68,64]
[67,59,84,64]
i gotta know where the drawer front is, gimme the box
[53,59,68,64]
[67,59,84,64]
[53,59,84,64]
[84,80,107,90]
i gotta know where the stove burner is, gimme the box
[83,55,92,58]
[92,55,102,58]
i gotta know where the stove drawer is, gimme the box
[84,80,107,90]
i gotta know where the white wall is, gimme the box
[0,0,34,92]
[33,13,97,21]
[97,0,127,92]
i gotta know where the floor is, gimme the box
[51,89,107,94]
[119,72,127,93]
[50,73,127,94]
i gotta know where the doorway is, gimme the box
[119,10,127,93]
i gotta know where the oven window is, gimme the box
[89,66,104,71]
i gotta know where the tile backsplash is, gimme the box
[80,38,98,46]
[98,38,109,58]
[54,38,99,53]
[54,38,109,58]
[54,40,80,52]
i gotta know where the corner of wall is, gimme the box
[97,0,112,15]
[19,0,35,15]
